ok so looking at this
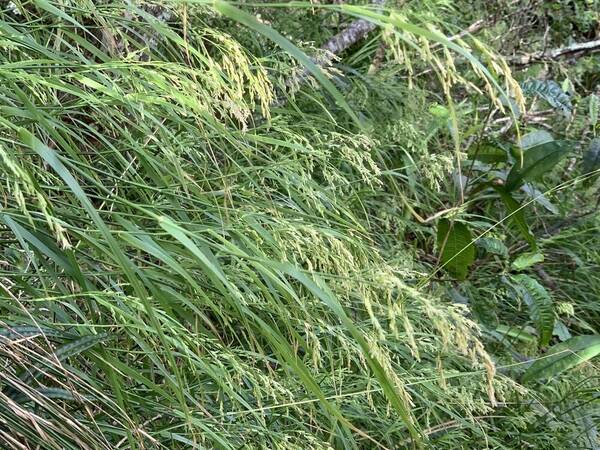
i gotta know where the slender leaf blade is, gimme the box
[494,186,537,249]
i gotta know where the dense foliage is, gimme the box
[0,1,598,449]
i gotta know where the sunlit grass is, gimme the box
[0,1,598,449]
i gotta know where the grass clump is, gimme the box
[0,1,599,449]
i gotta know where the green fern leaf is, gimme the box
[475,237,508,257]
[511,274,554,347]
[13,387,92,404]
[0,326,73,341]
[521,79,573,118]
[511,252,544,270]
[16,334,110,389]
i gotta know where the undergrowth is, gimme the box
[0,1,598,449]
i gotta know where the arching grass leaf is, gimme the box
[523,335,600,382]
[494,186,537,249]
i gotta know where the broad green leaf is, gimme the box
[511,252,544,270]
[493,324,537,344]
[523,335,600,382]
[511,274,554,347]
[429,103,449,118]
[506,140,572,191]
[437,219,475,280]
[553,321,572,342]
[468,143,508,164]
[520,184,559,214]
[494,186,537,249]
[518,130,554,149]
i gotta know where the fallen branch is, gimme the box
[533,265,558,291]
[277,0,385,103]
[321,0,385,56]
[414,37,600,79]
[432,19,486,48]
[132,1,386,110]
[100,4,174,59]
[409,19,489,78]
[510,39,600,66]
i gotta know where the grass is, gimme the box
[0,1,598,449]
